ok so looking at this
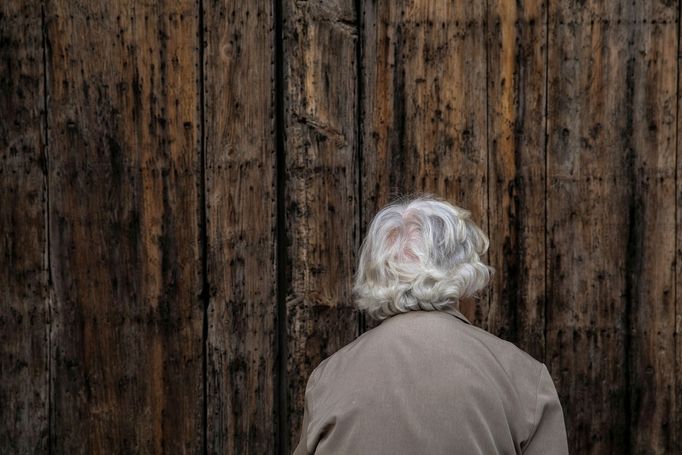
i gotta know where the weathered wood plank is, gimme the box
[0,1,49,452]
[361,1,489,330]
[204,0,278,453]
[547,5,629,451]
[46,2,203,452]
[626,4,678,453]
[674,5,682,452]
[486,0,547,361]
[546,1,677,452]
[282,0,360,452]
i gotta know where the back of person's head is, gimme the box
[353,193,494,321]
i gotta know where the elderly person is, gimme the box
[293,194,569,455]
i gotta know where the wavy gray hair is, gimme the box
[353,193,493,321]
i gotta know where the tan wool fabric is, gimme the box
[293,308,569,454]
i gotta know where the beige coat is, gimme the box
[293,308,569,454]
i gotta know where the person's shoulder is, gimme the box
[307,325,375,384]
[464,324,548,406]
[307,314,416,390]
[460,321,543,372]
[384,310,545,384]
[310,310,544,390]
[469,323,542,365]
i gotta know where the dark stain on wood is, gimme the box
[0,2,49,452]
[204,0,278,453]
[390,23,406,193]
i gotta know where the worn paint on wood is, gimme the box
[361,1,489,330]
[46,1,203,452]
[204,0,278,453]
[486,0,547,361]
[282,0,360,452]
[0,1,49,451]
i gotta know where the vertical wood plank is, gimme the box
[46,2,204,452]
[671,0,682,453]
[627,3,678,453]
[546,1,677,452]
[0,1,49,452]
[361,1,489,329]
[282,0,360,451]
[546,4,628,451]
[204,0,278,453]
[486,0,547,361]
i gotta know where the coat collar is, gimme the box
[381,307,473,325]
[440,306,472,325]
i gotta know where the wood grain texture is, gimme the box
[282,0,360,451]
[46,1,203,452]
[0,1,49,452]
[626,3,677,453]
[361,0,489,330]
[546,1,677,453]
[546,4,627,451]
[204,0,278,453]
[486,0,547,362]
[667,11,682,453]
[3,1,682,452]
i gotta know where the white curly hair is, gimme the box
[353,193,494,321]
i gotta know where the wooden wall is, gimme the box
[1,0,680,453]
